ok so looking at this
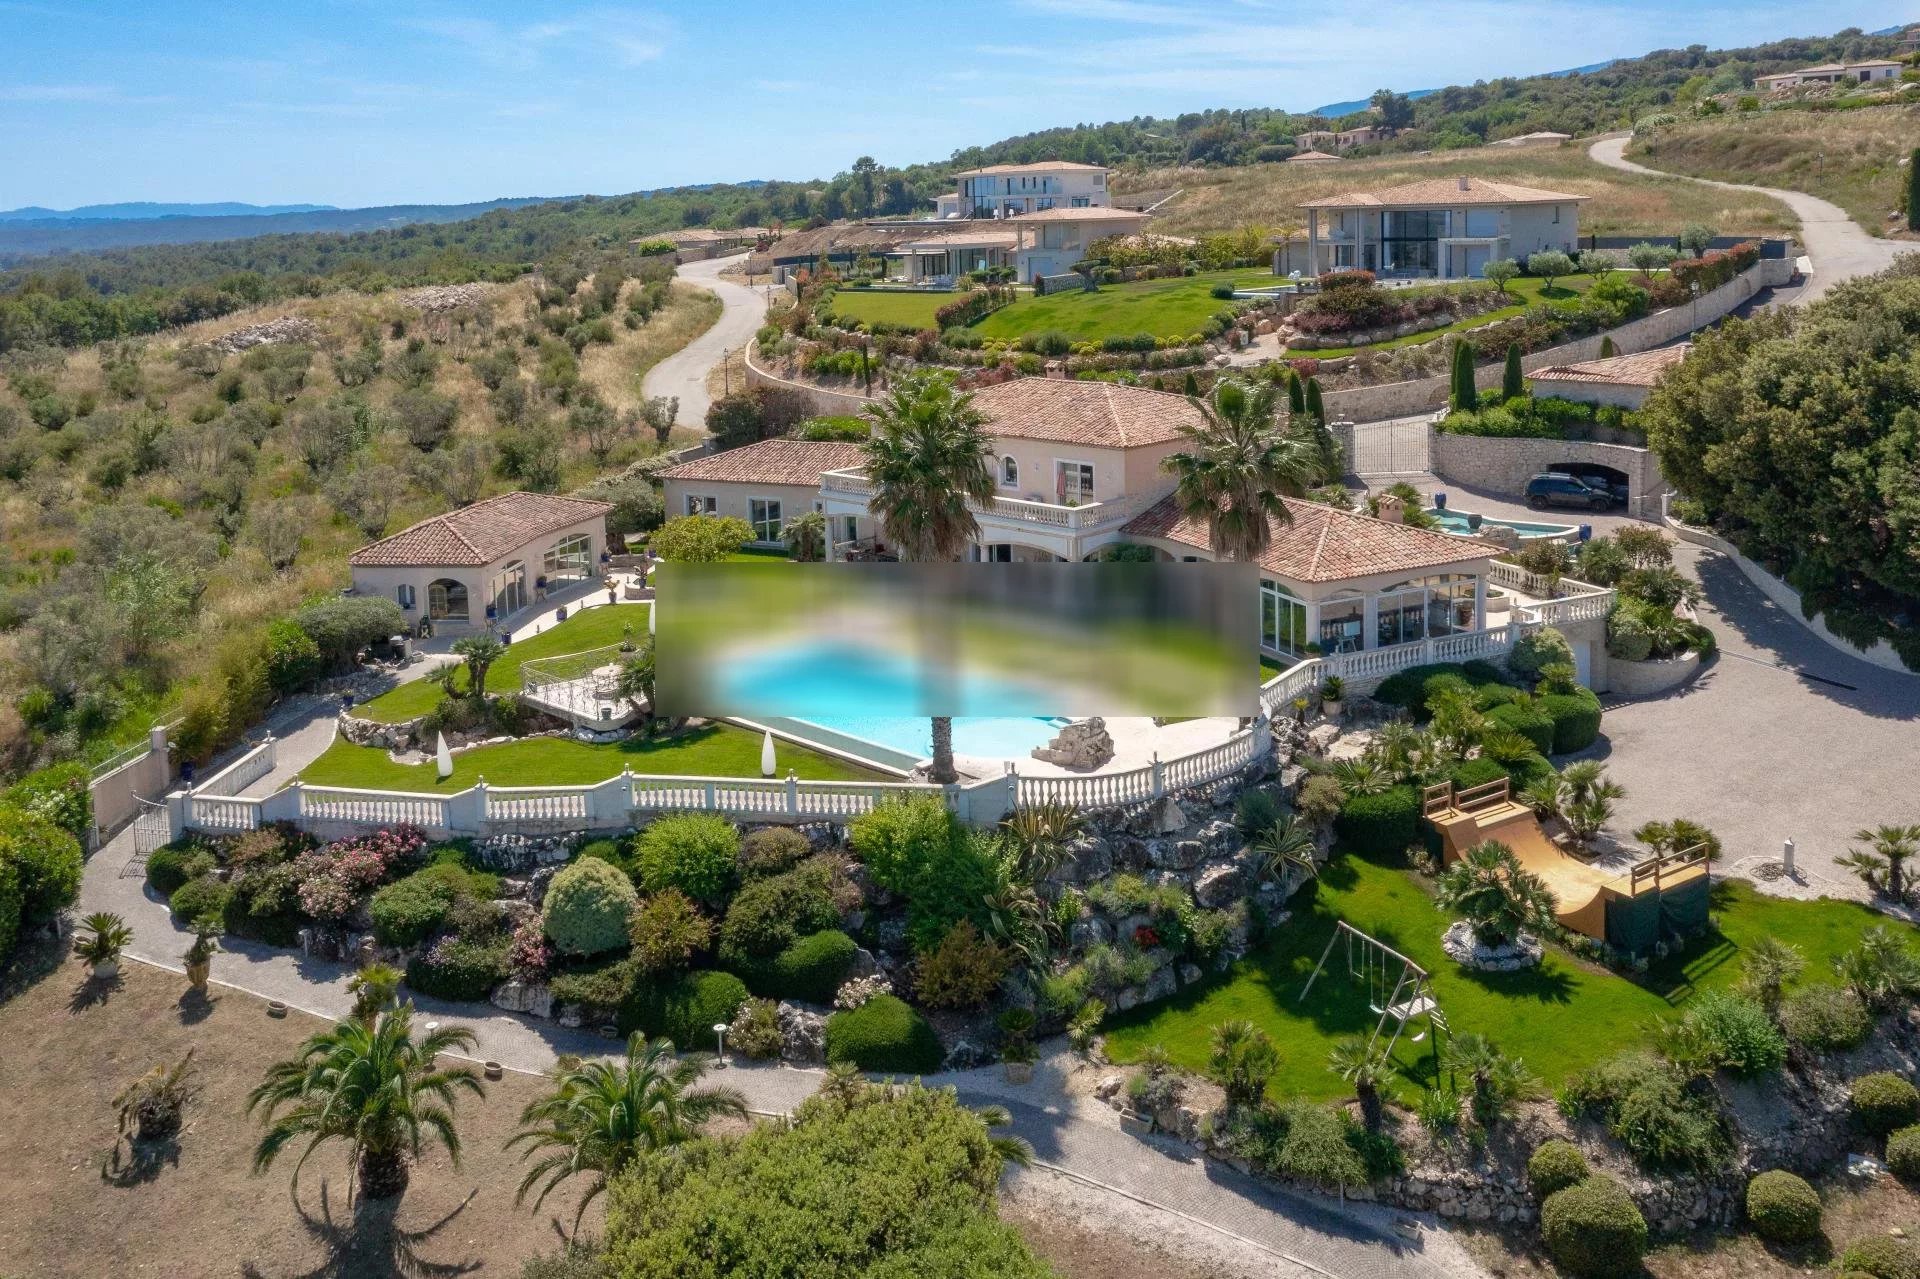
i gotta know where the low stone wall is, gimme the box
[1607,649,1702,697]
[1322,259,1792,424]
[1665,514,1911,674]
[743,346,875,416]
[1430,434,1670,519]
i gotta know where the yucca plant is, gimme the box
[1331,756,1392,798]
[1000,801,1087,885]
[509,1033,747,1225]
[247,1003,483,1202]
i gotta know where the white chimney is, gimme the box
[1457,176,1470,192]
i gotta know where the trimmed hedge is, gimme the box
[1540,1176,1648,1279]
[739,827,813,879]
[146,844,213,898]
[1486,702,1556,755]
[1839,1235,1920,1279]
[1851,1072,1920,1137]
[768,929,859,1003]
[1505,751,1557,794]
[169,874,233,926]
[1448,756,1508,794]
[1745,1169,1822,1244]
[1540,688,1603,753]
[1373,663,1470,717]
[634,812,739,905]
[1887,1125,1920,1182]
[1527,1140,1590,1199]
[620,968,749,1049]
[1335,785,1420,856]
[825,993,944,1074]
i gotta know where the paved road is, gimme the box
[1588,135,1915,303]
[641,251,771,430]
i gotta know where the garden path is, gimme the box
[641,251,770,429]
[1587,135,1915,302]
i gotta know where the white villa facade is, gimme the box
[659,380,1593,674]
[1301,176,1587,281]
[889,207,1152,286]
[346,491,613,633]
[953,161,1111,218]
[1754,59,1904,91]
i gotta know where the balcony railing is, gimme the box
[821,469,1160,535]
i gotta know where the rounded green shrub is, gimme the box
[1745,1169,1822,1244]
[621,968,749,1048]
[1461,659,1509,686]
[739,827,812,879]
[1448,756,1508,794]
[719,861,842,967]
[145,845,198,898]
[575,838,633,877]
[1505,751,1556,794]
[769,929,858,1003]
[1540,689,1603,753]
[405,936,508,1001]
[1372,663,1469,716]
[1527,1139,1590,1199]
[368,873,457,948]
[825,993,943,1074]
[1472,682,1523,710]
[0,857,22,965]
[1839,1235,1920,1279]
[1335,785,1419,856]
[1851,1072,1920,1138]
[1510,627,1575,681]
[1486,702,1555,755]
[0,807,82,924]
[542,857,639,957]
[169,874,232,927]
[1780,984,1872,1054]
[1540,1175,1648,1279]
[1886,1125,1920,1182]
[634,812,739,905]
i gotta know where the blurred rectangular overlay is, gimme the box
[655,561,1255,720]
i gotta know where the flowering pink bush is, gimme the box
[290,827,427,923]
[508,917,554,982]
[297,872,357,923]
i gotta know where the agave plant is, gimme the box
[999,801,1088,885]
[1251,816,1318,889]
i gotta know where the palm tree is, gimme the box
[347,962,402,1025]
[1434,840,1558,948]
[861,370,996,785]
[1164,377,1319,563]
[1209,1019,1280,1107]
[509,1033,746,1225]
[1251,815,1318,889]
[1736,937,1804,1017]
[1441,1032,1535,1130]
[1327,1038,1389,1131]
[973,1102,1036,1169]
[1838,824,1920,904]
[818,1062,867,1111]
[1833,927,1920,1012]
[247,1003,483,1202]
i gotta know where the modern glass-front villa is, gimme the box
[1299,176,1587,281]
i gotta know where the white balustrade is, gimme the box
[486,787,591,823]
[194,738,276,798]
[298,786,450,830]
[188,794,263,832]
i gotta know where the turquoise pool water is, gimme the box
[803,715,1070,761]
[1425,508,1577,540]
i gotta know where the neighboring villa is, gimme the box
[1300,176,1587,280]
[952,160,1112,218]
[1293,127,1385,151]
[346,491,613,633]
[887,207,1152,285]
[1527,344,1691,410]
[657,379,1582,676]
[1753,59,1905,91]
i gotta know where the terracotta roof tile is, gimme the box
[1300,177,1588,209]
[970,379,1206,449]
[1528,344,1690,388]
[1123,494,1497,583]
[657,439,867,486]
[349,492,612,567]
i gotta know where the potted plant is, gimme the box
[999,1008,1038,1084]
[183,923,219,991]
[74,912,133,980]
[1320,675,1346,720]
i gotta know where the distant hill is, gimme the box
[0,201,336,222]
[0,196,560,262]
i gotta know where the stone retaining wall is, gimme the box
[744,346,876,416]
[1431,434,1670,519]
[1607,649,1702,697]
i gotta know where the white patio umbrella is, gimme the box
[435,732,453,781]
[760,730,776,778]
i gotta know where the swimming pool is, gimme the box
[806,715,1068,762]
[1425,508,1577,541]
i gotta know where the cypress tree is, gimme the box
[1599,334,1617,358]
[1450,339,1476,411]
[1908,147,1920,232]
[1304,376,1325,424]
[1287,368,1306,417]
[1502,342,1524,401]
[1183,370,1201,398]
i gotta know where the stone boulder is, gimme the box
[943,1039,989,1071]
[1030,717,1114,770]
[1193,859,1248,908]
[1441,921,1543,971]
[1150,838,1208,871]
[776,1001,827,1065]
[491,979,555,1019]
[1050,833,1113,884]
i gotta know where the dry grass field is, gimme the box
[1120,142,1797,240]
[1628,104,1920,238]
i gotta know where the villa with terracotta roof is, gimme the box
[1301,175,1588,280]
[346,491,613,632]
[1754,59,1903,92]
[657,379,1534,667]
[1527,343,1691,409]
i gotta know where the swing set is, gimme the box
[1299,921,1449,1064]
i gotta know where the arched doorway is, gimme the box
[428,579,469,621]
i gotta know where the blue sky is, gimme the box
[0,0,1899,209]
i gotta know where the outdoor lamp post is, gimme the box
[713,1022,729,1065]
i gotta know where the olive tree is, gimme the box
[1526,251,1576,293]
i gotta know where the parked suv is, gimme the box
[1524,472,1613,511]
[1551,463,1630,507]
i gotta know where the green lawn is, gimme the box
[1298,276,1592,357]
[974,269,1277,343]
[300,723,888,790]
[823,288,952,330]
[356,604,652,724]
[1103,853,1893,1103]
